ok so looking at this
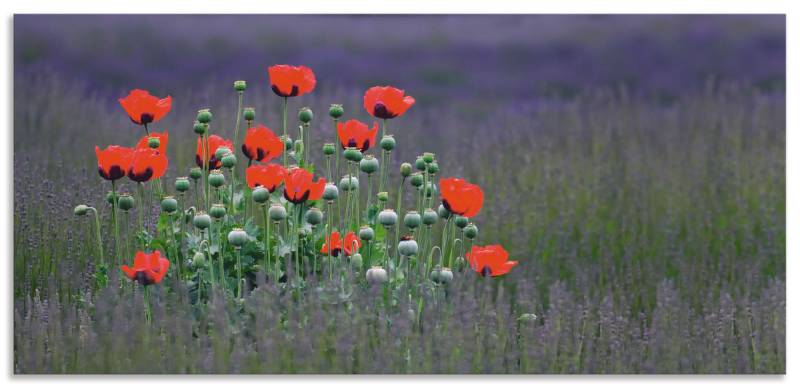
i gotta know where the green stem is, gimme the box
[143,286,152,324]
[236,248,242,299]
[263,205,270,281]
[88,207,104,265]
[282,97,288,169]
[111,180,120,264]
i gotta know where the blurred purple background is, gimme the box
[14,14,785,107]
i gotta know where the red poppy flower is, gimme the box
[128,148,168,183]
[439,177,484,218]
[196,135,234,170]
[135,131,169,154]
[466,245,518,277]
[363,86,415,119]
[121,250,170,285]
[241,125,284,162]
[337,119,379,152]
[95,145,134,181]
[246,163,287,192]
[119,89,172,126]
[283,168,325,204]
[268,65,316,98]
[321,231,361,257]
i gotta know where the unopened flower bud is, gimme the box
[455,216,468,229]
[323,143,336,156]
[380,135,396,151]
[228,228,248,247]
[192,251,206,267]
[430,266,441,283]
[366,266,388,284]
[118,194,135,211]
[424,182,436,198]
[437,204,450,219]
[193,121,207,135]
[323,184,339,201]
[209,170,225,188]
[422,208,438,225]
[210,203,227,219]
[397,236,419,256]
[252,187,270,204]
[359,226,375,241]
[161,196,178,213]
[306,207,323,225]
[328,104,344,119]
[175,177,190,193]
[298,107,313,123]
[215,147,231,160]
[350,253,363,268]
[282,136,293,151]
[463,223,478,239]
[243,107,256,121]
[439,267,454,284]
[234,80,247,92]
[422,152,435,164]
[400,162,412,177]
[415,156,426,170]
[427,162,439,175]
[269,204,287,222]
[360,155,379,174]
[339,175,359,191]
[106,191,117,205]
[73,204,88,216]
[193,212,212,229]
[377,191,389,202]
[189,167,202,181]
[147,136,160,149]
[221,153,237,169]
[454,256,467,271]
[293,140,304,155]
[404,211,421,229]
[343,147,362,162]
[196,108,213,124]
[410,172,424,187]
[378,209,398,227]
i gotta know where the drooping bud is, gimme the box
[73,204,89,216]
[376,191,389,202]
[323,183,339,201]
[106,191,117,205]
[227,228,248,247]
[323,143,336,156]
[378,209,398,227]
[193,212,212,229]
[118,193,135,211]
[293,139,304,156]
[243,107,256,121]
[454,256,467,271]
[192,250,206,267]
[403,211,421,229]
[147,136,161,149]
[437,204,450,219]
[210,203,227,219]
[196,108,213,124]
[175,177,190,193]
[221,153,237,169]
[422,208,438,225]
[430,266,441,283]
[400,162,412,177]
[410,172,424,188]
[339,175,359,192]
[252,187,270,204]
[161,196,178,213]
[298,107,313,123]
[359,155,379,174]
[282,136,293,151]
[343,147,362,162]
[268,204,287,222]
[366,266,388,284]
[397,235,419,257]
[189,167,203,181]
[233,80,247,92]
[380,135,396,151]
[305,207,323,225]
[193,121,207,135]
[359,225,375,241]
[350,253,363,268]
[328,104,344,119]
[463,223,478,239]
[209,170,226,188]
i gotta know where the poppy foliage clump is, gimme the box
[77,64,519,315]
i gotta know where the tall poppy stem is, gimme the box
[394,177,405,259]
[87,207,104,266]
[236,247,243,299]
[111,180,120,263]
[262,205,271,282]
[233,91,244,158]
[282,97,288,169]
[333,118,340,185]
[143,286,152,324]
[137,183,144,239]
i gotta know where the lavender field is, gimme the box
[13,15,785,373]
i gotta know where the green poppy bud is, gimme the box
[293,140,304,156]
[323,184,339,201]
[197,108,213,124]
[410,172,424,187]
[298,107,313,123]
[439,267,454,284]
[282,136,293,151]
[377,191,389,202]
[106,191,117,205]
[343,147,362,162]
[227,228,248,247]
[380,135,396,151]
[214,147,231,160]
[161,196,178,213]
[455,216,468,229]
[305,207,323,225]
[147,136,160,149]
[193,121,207,135]
[193,212,212,229]
[430,266,441,283]
[403,211,421,229]
[359,226,375,241]
[422,208,438,225]
[189,167,202,181]
[175,177,190,193]
[378,209,398,227]
[269,204,287,222]
[518,313,538,323]
[366,266,388,284]
[192,250,206,267]
[454,256,467,271]
[427,162,439,175]
[360,155,379,174]
[209,170,225,188]
[221,153,237,169]
[328,104,344,119]
[415,156,426,171]
[400,162,412,177]
[397,236,419,256]
[422,152,435,164]
[463,223,478,239]
[118,194,135,211]
[73,204,88,216]
[233,80,247,92]
[243,107,256,121]
[350,253,363,269]
[210,203,227,219]
[424,182,436,198]
[252,187,270,204]
[437,204,450,219]
[339,175,359,192]
[323,143,336,156]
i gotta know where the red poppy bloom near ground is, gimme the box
[135,131,169,154]
[128,148,168,183]
[439,177,484,218]
[95,145,134,181]
[283,168,326,204]
[246,163,287,192]
[241,125,284,162]
[268,65,316,97]
[337,119,379,152]
[121,250,170,285]
[466,245,518,277]
[321,231,361,257]
[196,135,234,170]
[363,86,415,119]
[118,89,172,126]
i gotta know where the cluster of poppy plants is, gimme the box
[80,64,518,297]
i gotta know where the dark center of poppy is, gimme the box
[139,113,154,125]
[129,167,154,183]
[272,84,299,97]
[134,271,155,285]
[99,165,125,181]
[372,103,396,119]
